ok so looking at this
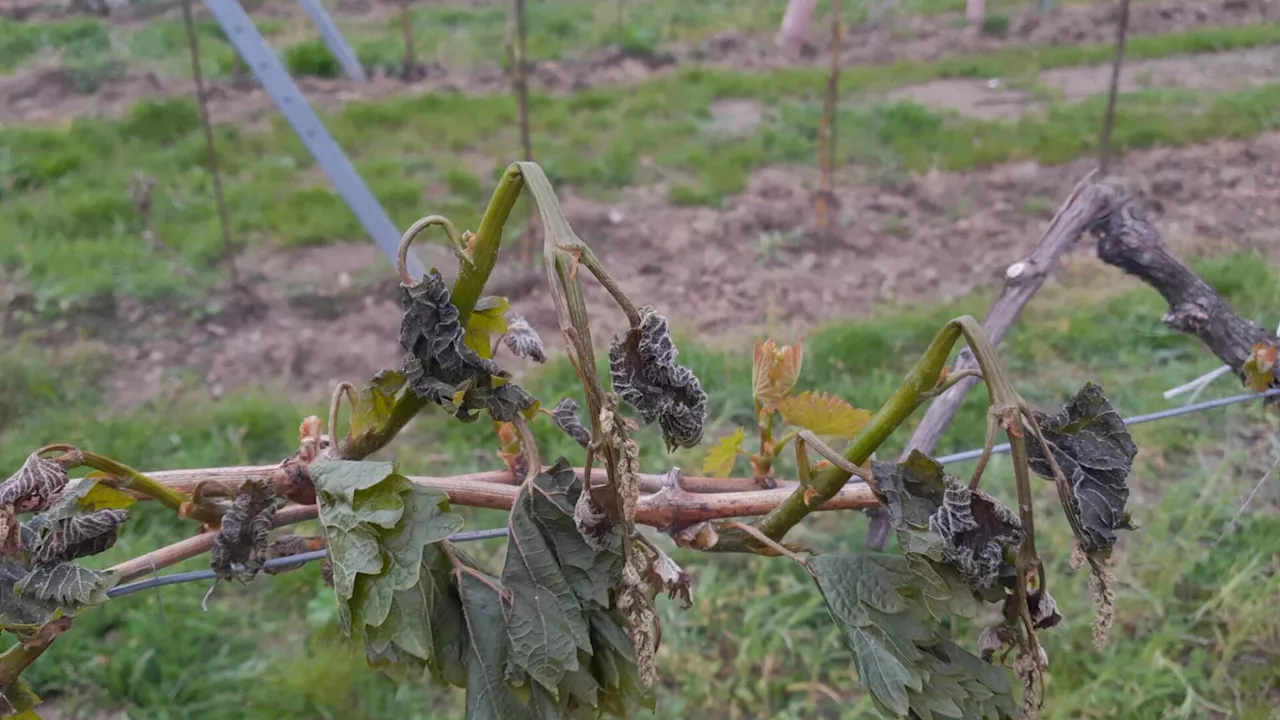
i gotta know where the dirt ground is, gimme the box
[33,131,1274,411]
[886,42,1280,118]
[0,0,1273,126]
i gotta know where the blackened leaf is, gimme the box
[32,509,129,566]
[871,452,1007,608]
[927,476,1023,591]
[14,563,118,607]
[400,270,535,423]
[351,370,407,438]
[608,307,708,450]
[550,398,591,450]
[504,315,547,363]
[210,480,282,582]
[0,454,69,513]
[0,559,61,632]
[639,542,693,610]
[871,451,948,530]
[1025,383,1138,556]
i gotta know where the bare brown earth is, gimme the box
[0,0,1272,126]
[52,132,1279,410]
[887,42,1280,118]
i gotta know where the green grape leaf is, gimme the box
[751,339,803,415]
[777,391,870,438]
[37,477,135,524]
[351,370,407,438]
[501,460,621,692]
[1024,383,1138,558]
[807,554,1015,720]
[701,427,744,478]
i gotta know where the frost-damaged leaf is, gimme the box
[504,314,547,363]
[870,453,1002,610]
[15,563,118,607]
[0,559,61,632]
[400,269,535,423]
[1024,383,1137,557]
[777,390,870,438]
[0,454,71,554]
[32,509,129,566]
[1243,342,1278,392]
[701,427,744,478]
[608,307,708,450]
[752,339,803,415]
[210,480,283,582]
[351,370,407,438]
[638,541,693,610]
[808,554,1015,720]
[549,398,591,449]
[264,534,325,575]
[0,454,69,514]
[928,476,1023,592]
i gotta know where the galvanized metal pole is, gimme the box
[297,0,368,82]
[201,0,423,278]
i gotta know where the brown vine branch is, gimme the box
[1089,191,1279,380]
[107,476,874,582]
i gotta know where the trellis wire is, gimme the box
[105,387,1278,599]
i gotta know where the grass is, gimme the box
[2,251,1277,718]
[5,19,1280,313]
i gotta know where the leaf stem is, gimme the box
[75,451,221,524]
[751,320,964,541]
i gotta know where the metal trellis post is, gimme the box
[297,0,368,82]
[201,0,423,278]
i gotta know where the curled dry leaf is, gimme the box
[751,339,802,415]
[638,541,693,610]
[669,521,719,550]
[927,476,1024,592]
[550,398,591,449]
[504,314,547,363]
[1243,341,1278,392]
[0,453,74,553]
[1025,383,1137,559]
[210,480,283,582]
[265,534,325,575]
[33,509,129,566]
[0,454,70,514]
[399,269,535,423]
[1026,589,1062,630]
[609,307,708,450]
